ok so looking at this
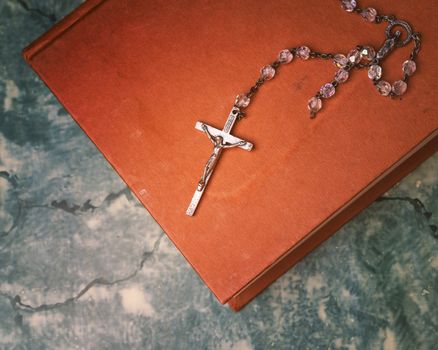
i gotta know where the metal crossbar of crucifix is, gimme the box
[186,106,253,216]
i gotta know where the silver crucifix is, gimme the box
[186,106,253,216]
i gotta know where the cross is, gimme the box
[186,106,253,216]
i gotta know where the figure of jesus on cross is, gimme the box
[197,123,247,191]
[186,107,253,216]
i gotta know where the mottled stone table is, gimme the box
[0,1,437,349]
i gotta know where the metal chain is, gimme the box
[309,52,335,60]
[233,1,421,118]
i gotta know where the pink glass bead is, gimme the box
[278,49,294,64]
[235,94,250,108]
[335,69,349,84]
[297,46,311,60]
[308,97,322,115]
[341,0,357,12]
[392,80,408,96]
[361,7,377,22]
[360,46,376,62]
[333,54,348,68]
[260,65,276,80]
[320,83,336,98]
[368,64,382,80]
[347,49,362,64]
[376,81,392,96]
[402,60,417,76]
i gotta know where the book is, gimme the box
[23,0,438,310]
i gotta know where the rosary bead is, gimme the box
[376,80,392,96]
[368,64,382,80]
[341,0,357,12]
[347,49,362,64]
[334,69,349,83]
[235,94,251,108]
[360,46,376,63]
[333,54,348,68]
[297,46,311,60]
[278,49,294,64]
[320,83,336,98]
[308,97,322,115]
[402,60,417,76]
[361,8,377,22]
[392,80,408,96]
[260,65,276,80]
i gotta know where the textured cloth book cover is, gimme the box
[23,0,438,310]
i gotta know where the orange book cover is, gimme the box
[23,0,438,310]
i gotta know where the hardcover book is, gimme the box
[23,0,438,310]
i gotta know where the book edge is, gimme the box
[22,0,108,61]
[228,128,438,311]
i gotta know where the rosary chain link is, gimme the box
[410,32,422,60]
[375,14,396,24]
[246,79,265,99]
[309,51,335,60]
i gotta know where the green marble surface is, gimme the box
[0,1,437,349]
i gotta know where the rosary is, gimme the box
[186,0,421,216]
